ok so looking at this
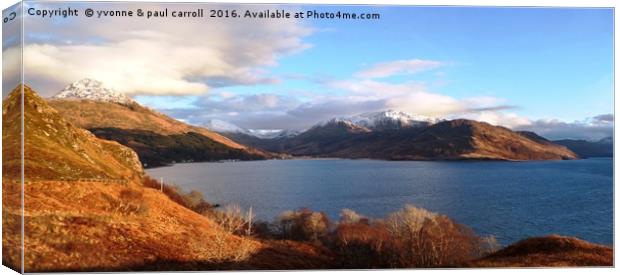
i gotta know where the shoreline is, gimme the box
[143,156,612,170]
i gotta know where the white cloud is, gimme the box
[457,111,531,129]
[355,59,443,79]
[167,79,519,130]
[153,76,612,141]
[514,115,613,141]
[11,3,313,97]
[327,79,504,117]
[2,46,22,97]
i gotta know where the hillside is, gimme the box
[1,85,328,272]
[3,85,143,181]
[469,235,612,267]
[230,119,578,161]
[48,97,274,167]
[90,128,276,167]
[554,138,613,158]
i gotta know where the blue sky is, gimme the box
[220,6,614,121]
[5,3,614,139]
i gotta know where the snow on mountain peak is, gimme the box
[204,119,246,133]
[322,110,440,130]
[205,110,440,140]
[204,119,299,139]
[53,78,133,104]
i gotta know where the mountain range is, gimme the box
[210,109,611,160]
[41,79,611,162]
[204,119,300,139]
[206,110,437,138]
[553,137,613,158]
[224,118,578,161]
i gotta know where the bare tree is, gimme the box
[339,208,365,224]
[305,212,328,242]
[207,204,256,262]
[215,204,246,234]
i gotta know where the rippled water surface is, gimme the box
[147,158,613,245]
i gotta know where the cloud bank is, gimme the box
[9,3,312,97]
[514,115,613,141]
[158,74,612,141]
[9,2,611,141]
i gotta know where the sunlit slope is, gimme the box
[3,85,143,180]
[236,119,578,160]
[1,86,324,271]
[470,235,612,267]
[48,99,275,166]
[48,99,245,149]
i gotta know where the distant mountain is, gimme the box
[213,110,435,140]
[553,137,613,158]
[228,118,578,161]
[205,119,300,139]
[334,110,439,131]
[2,85,143,180]
[53,78,134,105]
[217,110,435,144]
[48,80,276,167]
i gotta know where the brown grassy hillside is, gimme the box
[3,85,143,181]
[48,99,245,149]
[3,180,252,271]
[1,85,327,272]
[469,235,612,267]
[434,119,578,160]
[245,119,578,161]
[47,99,276,167]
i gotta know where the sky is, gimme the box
[2,3,614,140]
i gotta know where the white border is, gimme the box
[0,0,617,275]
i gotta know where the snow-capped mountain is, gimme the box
[204,119,246,133]
[204,119,299,139]
[206,110,438,140]
[319,110,440,131]
[52,78,133,105]
[246,129,301,139]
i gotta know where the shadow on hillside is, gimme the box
[26,234,615,272]
[27,243,336,272]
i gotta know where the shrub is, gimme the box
[333,220,393,268]
[211,204,246,234]
[330,205,497,268]
[414,215,481,267]
[339,209,366,225]
[384,204,488,267]
[142,176,214,214]
[252,221,277,239]
[479,235,501,255]
[109,188,148,215]
[206,204,257,263]
[276,208,331,242]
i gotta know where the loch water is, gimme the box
[147,158,613,245]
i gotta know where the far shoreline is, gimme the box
[143,156,612,170]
